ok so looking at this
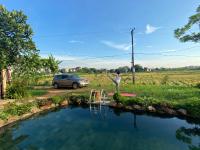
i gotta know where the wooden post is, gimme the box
[1,69,7,99]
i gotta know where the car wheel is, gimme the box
[72,83,78,89]
[54,83,59,89]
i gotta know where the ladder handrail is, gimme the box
[89,89,110,104]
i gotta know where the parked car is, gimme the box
[52,74,89,89]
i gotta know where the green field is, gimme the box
[78,71,200,118]
[37,70,200,105]
[38,71,200,98]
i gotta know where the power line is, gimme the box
[56,53,200,62]
[39,45,200,61]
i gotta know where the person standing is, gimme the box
[107,71,121,93]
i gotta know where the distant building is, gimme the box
[144,67,152,72]
[69,68,76,72]
[60,68,69,73]
[61,67,82,73]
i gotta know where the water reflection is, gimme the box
[176,126,200,150]
[0,128,29,150]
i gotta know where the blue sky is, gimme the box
[0,0,200,68]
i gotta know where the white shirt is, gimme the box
[115,75,121,84]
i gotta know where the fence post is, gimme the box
[1,69,7,99]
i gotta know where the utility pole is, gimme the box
[131,28,135,84]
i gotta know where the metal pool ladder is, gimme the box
[89,89,109,104]
[89,89,110,116]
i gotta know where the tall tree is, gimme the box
[0,5,38,97]
[175,5,200,43]
[40,55,61,75]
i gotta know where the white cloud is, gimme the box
[101,40,132,51]
[160,49,177,53]
[145,24,160,34]
[68,40,84,44]
[60,58,130,69]
[59,56,200,69]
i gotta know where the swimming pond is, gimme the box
[0,106,199,150]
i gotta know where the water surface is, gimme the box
[0,106,199,150]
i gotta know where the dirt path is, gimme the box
[36,88,70,99]
[36,87,89,99]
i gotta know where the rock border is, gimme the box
[108,101,196,119]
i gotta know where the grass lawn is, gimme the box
[37,71,200,102]
[28,89,48,97]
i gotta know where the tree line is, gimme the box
[61,65,200,74]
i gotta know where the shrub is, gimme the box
[69,95,89,105]
[120,96,144,106]
[119,96,171,108]
[113,93,122,104]
[0,112,9,121]
[173,98,200,118]
[6,82,29,99]
[50,96,63,105]
[4,102,33,116]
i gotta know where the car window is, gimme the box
[68,75,73,79]
[62,75,69,79]
[72,75,80,79]
[55,75,62,80]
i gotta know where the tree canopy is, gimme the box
[175,5,200,43]
[40,55,61,75]
[0,5,38,70]
[0,5,60,84]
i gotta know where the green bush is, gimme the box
[173,98,200,118]
[6,82,29,99]
[36,99,52,108]
[50,96,63,105]
[119,96,171,108]
[69,95,89,105]
[113,92,122,104]
[4,103,33,116]
[0,112,9,121]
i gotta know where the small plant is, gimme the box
[69,95,89,105]
[0,112,9,121]
[4,102,33,116]
[50,96,63,106]
[161,75,169,85]
[113,92,122,104]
